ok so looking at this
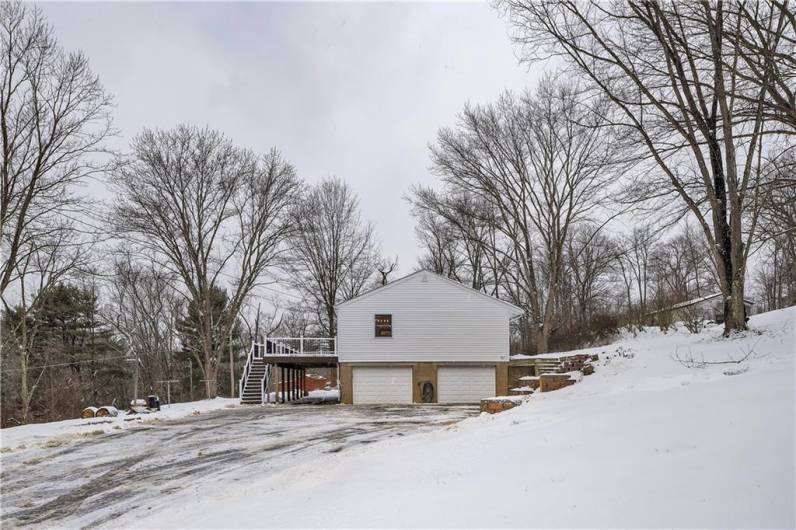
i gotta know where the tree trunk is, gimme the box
[20,359,30,424]
[535,325,549,354]
[204,365,217,399]
[202,334,217,399]
[327,305,336,340]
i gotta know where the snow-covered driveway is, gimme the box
[0,403,477,528]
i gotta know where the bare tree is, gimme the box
[0,3,113,299]
[103,254,182,401]
[723,1,796,130]
[499,0,792,333]
[754,150,796,308]
[613,226,658,321]
[285,177,379,337]
[562,226,618,329]
[411,205,461,278]
[429,77,618,352]
[1,221,92,423]
[111,126,299,398]
[377,256,398,286]
[409,187,511,296]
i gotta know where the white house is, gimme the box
[336,270,523,404]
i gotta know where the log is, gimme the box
[96,405,120,417]
[81,406,98,419]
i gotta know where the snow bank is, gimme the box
[307,388,340,400]
[125,307,794,529]
[0,398,239,451]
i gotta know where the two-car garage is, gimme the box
[351,366,496,404]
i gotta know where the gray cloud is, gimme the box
[41,1,539,272]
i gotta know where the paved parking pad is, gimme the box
[0,404,478,528]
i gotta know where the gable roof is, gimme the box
[336,270,524,315]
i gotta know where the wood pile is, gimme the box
[96,406,119,417]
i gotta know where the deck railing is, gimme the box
[239,336,337,404]
[252,336,337,357]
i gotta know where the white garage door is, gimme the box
[437,367,496,403]
[353,367,412,404]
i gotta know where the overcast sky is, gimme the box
[41,1,542,276]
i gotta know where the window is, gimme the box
[375,314,392,337]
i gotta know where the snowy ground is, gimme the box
[0,403,476,527]
[1,308,794,528]
[0,398,240,452]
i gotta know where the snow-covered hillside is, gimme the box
[126,307,795,529]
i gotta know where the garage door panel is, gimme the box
[437,367,495,403]
[353,367,412,404]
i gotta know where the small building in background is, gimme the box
[647,292,755,325]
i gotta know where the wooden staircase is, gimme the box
[238,337,337,405]
[240,359,271,405]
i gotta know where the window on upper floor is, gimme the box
[375,314,392,337]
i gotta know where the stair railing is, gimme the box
[239,343,255,400]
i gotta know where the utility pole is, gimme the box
[157,380,178,406]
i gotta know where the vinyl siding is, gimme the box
[337,272,515,363]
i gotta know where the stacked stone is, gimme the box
[480,398,521,414]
